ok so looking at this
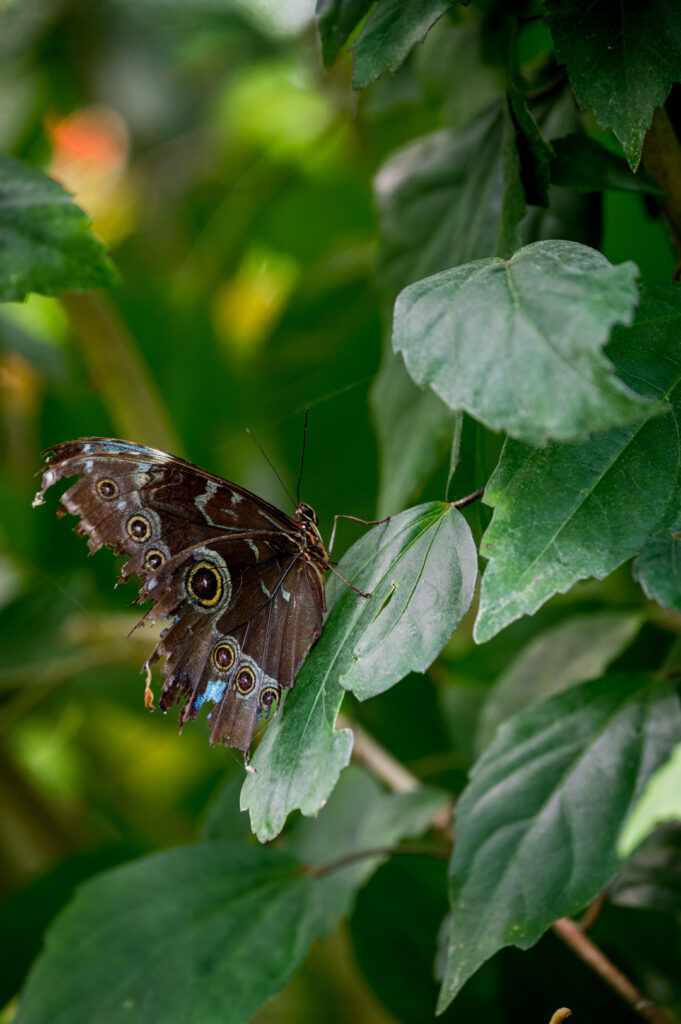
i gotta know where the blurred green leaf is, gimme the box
[438,673,681,1011]
[476,611,643,751]
[242,504,474,840]
[633,531,681,612]
[551,134,665,194]
[619,742,681,856]
[545,0,681,169]
[475,283,681,641]
[610,823,681,911]
[371,352,456,518]
[393,240,648,445]
[315,0,373,68]
[352,0,456,90]
[0,155,116,302]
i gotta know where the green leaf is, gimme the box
[393,239,649,445]
[633,531,681,612]
[618,742,681,857]
[16,844,314,1024]
[352,0,456,90]
[242,503,476,841]
[445,410,464,500]
[476,611,643,751]
[315,0,373,67]
[0,154,116,302]
[550,134,665,194]
[475,282,681,642]
[371,351,456,517]
[437,673,681,1012]
[545,0,681,169]
[610,823,681,911]
[374,106,523,302]
[337,501,478,699]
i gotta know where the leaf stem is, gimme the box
[304,843,450,879]
[451,487,485,511]
[552,917,675,1024]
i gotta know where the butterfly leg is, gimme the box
[328,563,371,598]
[328,514,390,554]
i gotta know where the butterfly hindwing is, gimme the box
[34,437,327,756]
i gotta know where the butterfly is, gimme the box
[33,437,378,762]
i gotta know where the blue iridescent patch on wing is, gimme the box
[194,678,227,710]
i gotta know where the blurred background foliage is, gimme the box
[0,0,679,1021]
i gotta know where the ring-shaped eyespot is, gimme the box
[186,560,223,608]
[235,665,256,696]
[97,477,119,500]
[213,641,236,673]
[259,686,279,713]
[127,514,152,543]
[144,548,166,572]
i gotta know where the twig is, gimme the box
[303,843,450,879]
[549,1010,571,1024]
[452,487,485,511]
[578,893,605,932]
[552,917,675,1024]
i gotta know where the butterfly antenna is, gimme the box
[297,408,309,504]
[245,428,296,509]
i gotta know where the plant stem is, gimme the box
[452,487,485,511]
[552,917,675,1024]
[304,843,450,879]
[548,1010,572,1024]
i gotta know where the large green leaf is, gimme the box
[393,239,649,445]
[633,531,681,613]
[545,0,681,169]
[438,673,681,1011]
[16,844,313,1024]
[609,823,681,912]
[0,154,116,302]
[352,0,458,90]
[241,503,476,841]
[315,0,373,67]
[475,611,642,751]
[474,282,681,642]
[17,770,447,1024]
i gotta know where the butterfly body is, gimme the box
[34,437,330,758]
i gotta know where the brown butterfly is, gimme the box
[33,437,379,762]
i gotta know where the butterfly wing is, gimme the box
[35,437,326,755]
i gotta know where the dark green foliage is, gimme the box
[3,1,681,1022]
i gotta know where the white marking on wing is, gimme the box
[196,480,219,525]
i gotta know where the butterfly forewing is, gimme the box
[34,437,327,756]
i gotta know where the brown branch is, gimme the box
[552,917,675,1024]
[452,487,485,511]
[303,843,450,879]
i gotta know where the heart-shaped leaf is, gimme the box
[393,239,649,445]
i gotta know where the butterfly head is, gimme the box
[295,502,318,526]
